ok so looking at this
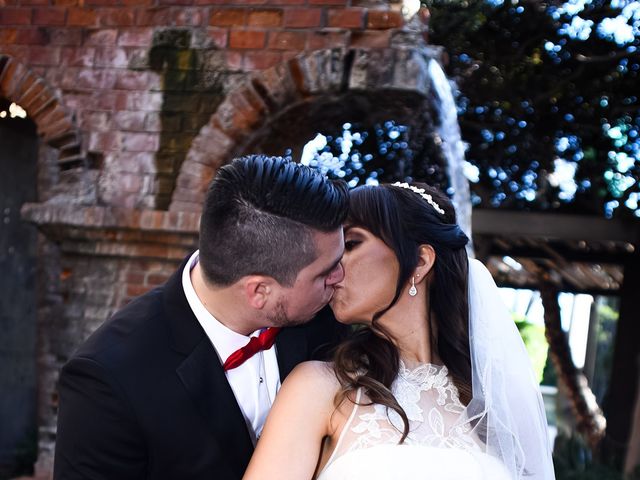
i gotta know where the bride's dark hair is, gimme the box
[332,182,471,442]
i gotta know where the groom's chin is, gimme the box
[271,310,317,328]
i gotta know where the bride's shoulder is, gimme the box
[286,360,338,386]
[285,361,340,392]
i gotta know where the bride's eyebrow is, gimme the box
[344,226,364,236]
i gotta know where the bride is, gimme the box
[243,182,555,480]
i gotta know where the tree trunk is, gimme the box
[538,274,606,449]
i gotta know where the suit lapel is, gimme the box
[163,256,254,477]
[176,339,254,477]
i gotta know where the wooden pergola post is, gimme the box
[625,354,640,475]
[604,250,640,464]
[472,210,640,460]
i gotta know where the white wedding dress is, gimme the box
[317,361,512,480]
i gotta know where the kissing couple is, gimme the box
[54,155,555,479]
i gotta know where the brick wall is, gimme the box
[0,1,431,476]
[0,0,418,210]
[22,204,200,476]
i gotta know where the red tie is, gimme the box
[222,327,281,372]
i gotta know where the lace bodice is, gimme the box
[317,362,511,480]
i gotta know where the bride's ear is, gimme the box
[414,245,436,285]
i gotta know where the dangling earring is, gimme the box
[409,276,417,297]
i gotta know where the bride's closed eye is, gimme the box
[344,239,360,251]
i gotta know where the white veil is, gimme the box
[461,258,556,479]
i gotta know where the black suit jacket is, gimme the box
[53,257,347,480]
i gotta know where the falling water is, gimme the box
[428,59,473,241]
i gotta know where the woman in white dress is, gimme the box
[243,182,555,480]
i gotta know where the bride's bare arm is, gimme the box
[243,361,338,480]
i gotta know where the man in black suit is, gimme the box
[53,155,349,479]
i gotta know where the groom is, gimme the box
[53,155,349,480]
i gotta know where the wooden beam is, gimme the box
[492,279,621,296]
[474,240,634,265]
[472,209,640,244]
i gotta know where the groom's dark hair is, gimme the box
[198,155,348,287]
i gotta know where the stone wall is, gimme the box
[22,206,200,475]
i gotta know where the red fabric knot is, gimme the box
[222,327,281,372]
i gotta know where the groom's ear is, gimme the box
[243,276,274,310]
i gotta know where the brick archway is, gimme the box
[170,46,439,213]
[0,54,82,169]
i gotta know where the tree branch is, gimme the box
[575,50,640,64]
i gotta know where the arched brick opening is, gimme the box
[170,46,472,236]
[0,55,88,478]
[0,99,39,478]
[0,55,83,170]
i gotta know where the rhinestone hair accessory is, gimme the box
[391,182,446,215]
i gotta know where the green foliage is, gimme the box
[293,120,450,190]
[597,303,620,323]
[513,313,549,382]
[425,0,640,219]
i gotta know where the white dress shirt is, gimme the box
[182,250,281,444]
